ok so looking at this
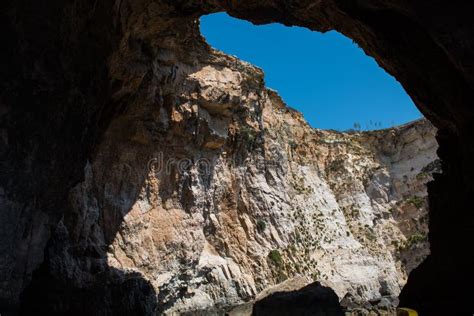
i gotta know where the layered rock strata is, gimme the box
[60,52,437,314]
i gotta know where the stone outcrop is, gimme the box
[1,1,473,315]
[252,282,344,316]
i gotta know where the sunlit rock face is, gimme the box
[64,50,437,314]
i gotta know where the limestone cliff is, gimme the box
[62,50,437,314]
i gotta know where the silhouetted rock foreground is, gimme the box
[252,282,344,316]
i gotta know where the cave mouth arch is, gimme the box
[195,4,473,315]
[200,12,423,131]
[2,1,473,315]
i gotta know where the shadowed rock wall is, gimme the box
[1,1,473,315]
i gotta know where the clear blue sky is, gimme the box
[200,13,422,131]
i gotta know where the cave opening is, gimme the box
[200,13,423,131]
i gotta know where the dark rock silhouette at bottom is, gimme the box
[252,282,344,316]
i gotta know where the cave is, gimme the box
[1,1,473,315]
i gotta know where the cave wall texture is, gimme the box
[0,0,473,315]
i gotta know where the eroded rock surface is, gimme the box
[54,52,437,314]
